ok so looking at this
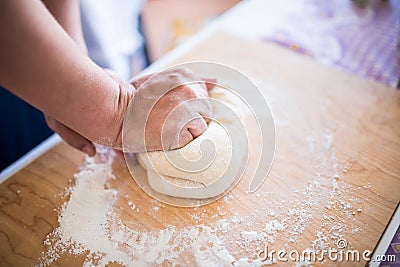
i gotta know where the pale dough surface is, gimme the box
[137,87,244,199]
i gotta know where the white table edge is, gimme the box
[0,134,62,183]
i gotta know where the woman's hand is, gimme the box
[0,1,214,157]
[46,68,214,155]
[123,68,214,153]
[45,115,96,156]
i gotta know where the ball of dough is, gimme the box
[137,87,245,199]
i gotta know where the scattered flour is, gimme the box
[36,150,262,267]
[233,258,264,267]
[36,79,369,266]
[128,201,136,210]
[263,220,286,244]
[240,231,258,243]
[243,78,367,263]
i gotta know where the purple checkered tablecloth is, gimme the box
[263,0,400,88]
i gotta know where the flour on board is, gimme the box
[36,79,367,266]
[36,150,262,267]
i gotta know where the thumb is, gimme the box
[45,115,96,156]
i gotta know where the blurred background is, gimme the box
[81,0,399,86]
[143,0,400,88]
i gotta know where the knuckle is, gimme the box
[174,67,190,75]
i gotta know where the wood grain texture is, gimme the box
[0,32,399,267]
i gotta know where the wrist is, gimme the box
[105,80,136,149]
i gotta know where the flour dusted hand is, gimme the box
[123,68,214,153]
[45,68,213,156]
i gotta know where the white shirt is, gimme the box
[81,0,147,80]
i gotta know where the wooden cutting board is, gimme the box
[1,32,399,266]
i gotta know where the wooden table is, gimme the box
[1,32,399,266]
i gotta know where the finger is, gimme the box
[58,124,96,156]
[112,148,125,160]
[46,116,96,156]
[177,128,194,149]
[201,78,217,91]
[130,73,154,90]
[186,117,208,138]
[200,112,211,124]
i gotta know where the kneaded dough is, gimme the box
[137,87,245,199]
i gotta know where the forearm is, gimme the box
[42,0,87,52]
[0,0,123,144]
